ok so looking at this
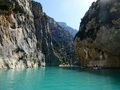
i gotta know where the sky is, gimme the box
[34,0,96,30]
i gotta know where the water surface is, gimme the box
[0,67,120,90]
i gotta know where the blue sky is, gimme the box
[34,0,96,30]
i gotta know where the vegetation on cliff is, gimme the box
[0,0,79,69]
[74,0,120,67]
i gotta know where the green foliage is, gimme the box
[34,57,38,63]
[29,20,34,25]
[0,20,4,26]
[54,42,61,47]
[36,41,41,49]
[0,4,13,15]
[74,30,85,40]
[43,13,48,20]
[19,52,27,60]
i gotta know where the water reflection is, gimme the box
[0,67,120,90]
[1,67,46,90]
[62,67,120,89]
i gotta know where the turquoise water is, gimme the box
[0,67,120,90]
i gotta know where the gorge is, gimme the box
[0,0,78,69]
[0,0,120,90]
[0,0,120,69]
[74,0,120,68]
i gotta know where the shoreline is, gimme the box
[80,67,120,69]
[59,64,80,68]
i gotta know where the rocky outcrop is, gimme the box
[58,22,78,37]
[0,0,45,69]
[49,18,79,65]
[0,0,78,69]
[32,2,55,66]
[74,0,120,68]
[32,1,78,66]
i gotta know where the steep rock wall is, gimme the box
[74,0,120,67]
[49,17,79,65]
[0,0,79,69]
[0,0,45,69]
[32,2,79,66]
[58,22,78,37]
[32,2,59,66]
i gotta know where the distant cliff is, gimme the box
[74,0,120,67]
[0,0,78,69]
[49,18,79,65]
[58,22,78,37]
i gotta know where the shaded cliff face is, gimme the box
[74,0,120,67]
[0,0,45,69]
[32,2,79,66]
[0,0,78,69]
[32,2,55,65]
[58,22,78,37]
[49,18,79,65]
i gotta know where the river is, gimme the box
[0,67,120,90]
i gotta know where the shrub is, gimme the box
[36,41,41,49]
[34,58,38,63]
[0,20,4,26]
[43,13,48,20]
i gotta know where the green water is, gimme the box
[0,67,120,90]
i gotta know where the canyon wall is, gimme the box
[74,0,120,67]
[0,0,78,69]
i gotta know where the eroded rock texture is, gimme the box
[49,17,78,66]
[58,22,78,37]
[0,0,45,69]
[74,0,120,67]
[32,2,78,66]
[0,0,78,69]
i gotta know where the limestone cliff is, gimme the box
[32,2,55,66]
[74,0,120,67]
[58,22,78,37]
[0,0,46,69]
[49,18,79,65]
[32,1,78,66]
[0,0,78,69]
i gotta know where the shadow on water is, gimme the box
[0,67,120,90]
[61,67,120,83]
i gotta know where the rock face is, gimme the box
[49,18,79,65]
[32,1,78,65]
[58,22,78,37]
[0,0,78,69]
[0,0,44,69]
[74,0,120,68]
[32,2,55,66]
